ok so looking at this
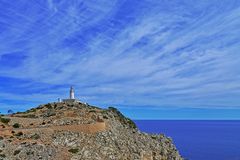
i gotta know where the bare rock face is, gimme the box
[0,102,183,160]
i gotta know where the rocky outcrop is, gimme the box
[0,102,182,160]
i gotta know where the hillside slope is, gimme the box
[0,102,182,160]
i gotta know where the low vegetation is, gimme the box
[46,103,53,109]
[89,110,97,113]
[0,154,6,158]
[0,117,10,124]
[125,117,137,129]
[103,115,108,119]
[13,150,21,155]
[26,108,37,113]
[15,131,23,137]
[19,114,37,118]
[26,151,34,155]
[30,133,40,140]
[13,123,20,128]
[45,110,56,117]
[68,148,79,154]
[108,107,137,129]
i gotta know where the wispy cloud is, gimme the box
[0,0,240,113]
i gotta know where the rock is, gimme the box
[0,102,183,160]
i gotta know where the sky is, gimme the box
[0,0,240,119]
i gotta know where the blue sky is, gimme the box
[0,0,240,119]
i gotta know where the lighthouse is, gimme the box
[61,86,80,103]
[70,86,75,99]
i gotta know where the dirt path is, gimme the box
[0,122,106,135]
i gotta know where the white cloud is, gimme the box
[0,0,240,111]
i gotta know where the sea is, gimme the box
[134,120,240,160]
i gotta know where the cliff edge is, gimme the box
[0,102,183,160]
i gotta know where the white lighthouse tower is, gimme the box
[70,86,75,99]
[61,86,79,103]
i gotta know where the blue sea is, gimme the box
[134,120,240,160]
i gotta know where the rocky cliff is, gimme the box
[0,102,183,160]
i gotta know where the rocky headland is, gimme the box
[0,102,182,160]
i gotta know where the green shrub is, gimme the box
[27,108,37,112]
[68,148,79,154]
[103,115,108,119]
[15,131,23,137]
[14,150,21,155]
[0,154,6,158]
[0,117,10,124]
[125,118,137,129]
[46,103,52,109]
[13,123,20,128]
[30,133,40,140]
[45,110,56,117]
[108,107,137,129]
[97,118,104,122]
[20,114,36,118]
[26,151,33,155]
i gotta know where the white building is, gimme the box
[60,86,80,103]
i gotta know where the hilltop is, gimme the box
[0,102,182,160]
